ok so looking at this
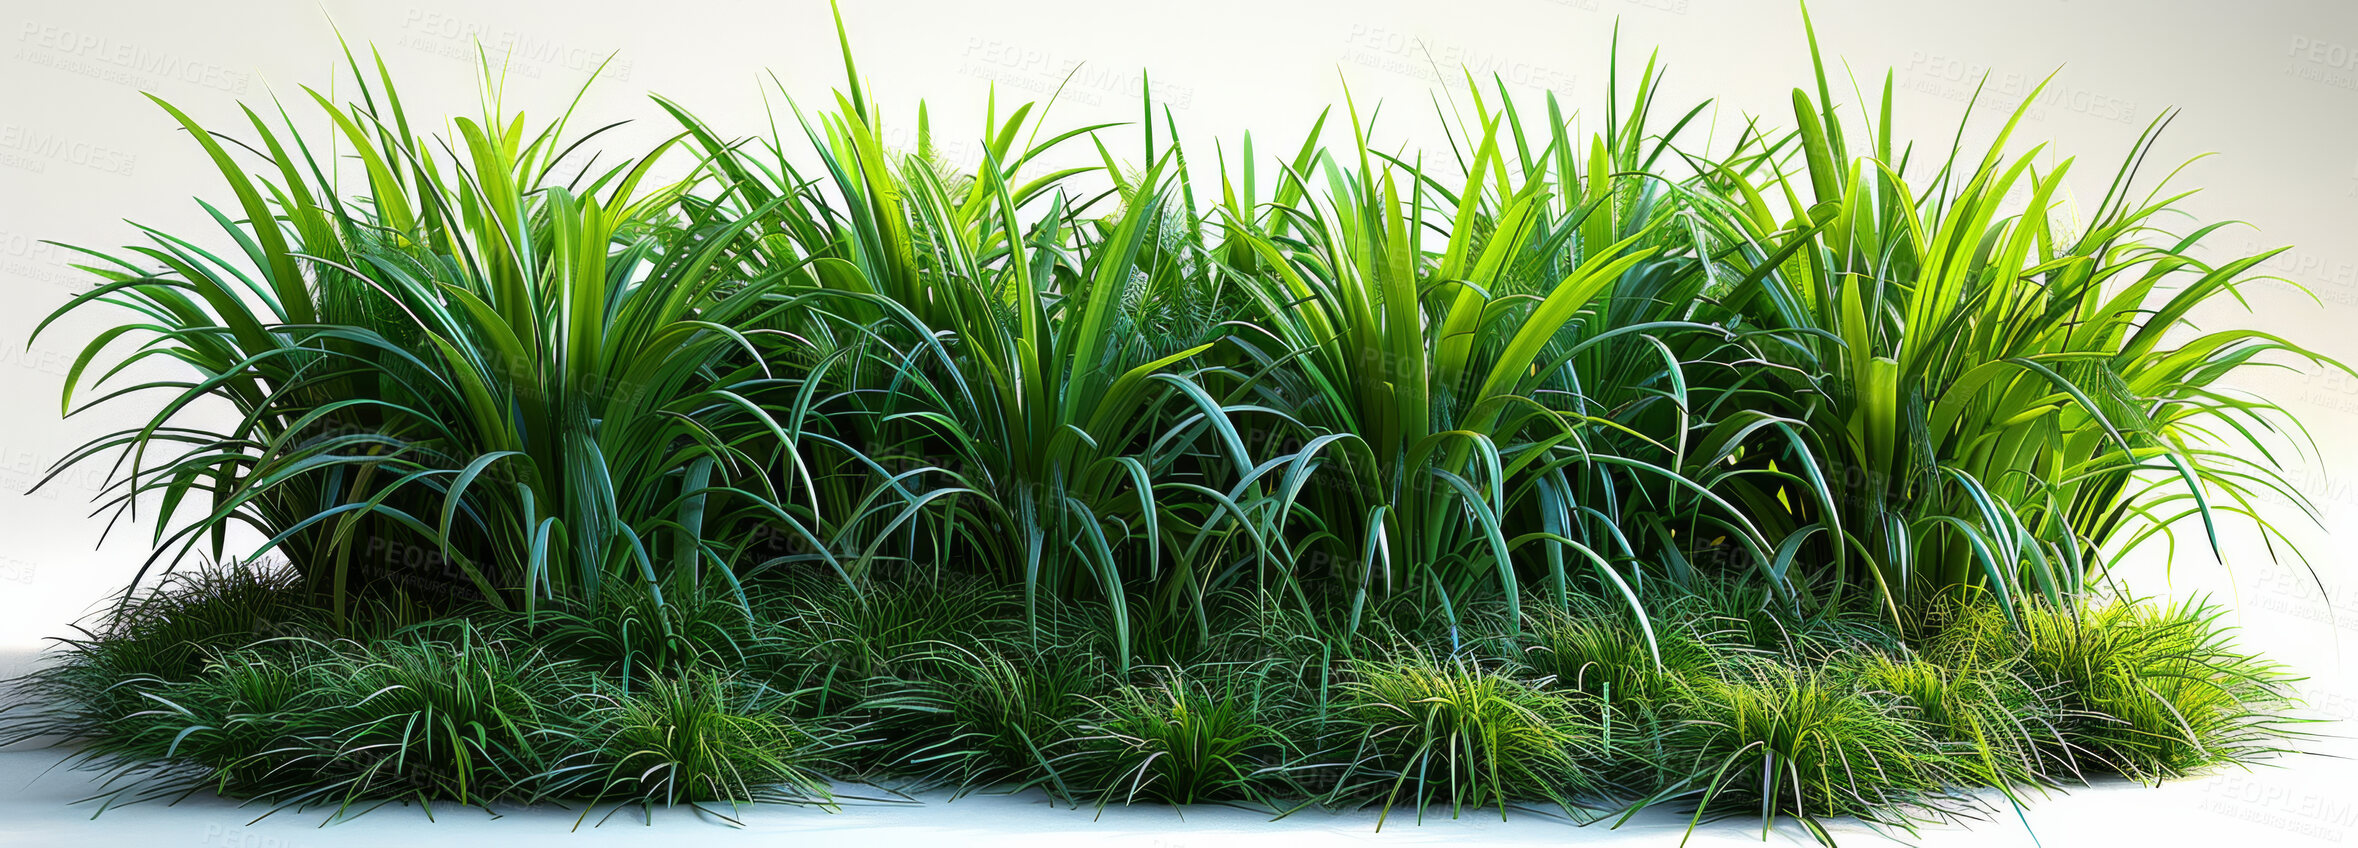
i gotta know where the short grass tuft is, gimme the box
[1338,651,1605,824]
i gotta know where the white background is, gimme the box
[3,0,2357,844]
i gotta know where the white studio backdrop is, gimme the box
[2,0,2356,837]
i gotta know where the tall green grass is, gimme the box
[36,52,809,622]
[8,3,2331,838]
[38,7,2331,658]
[1692,14,2344,622]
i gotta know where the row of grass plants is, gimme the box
[2,6,2332,843]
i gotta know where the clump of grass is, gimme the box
[1199,593,1342,721]
[300,629,567,812]
[1651,663,1967,840]
[40,626,568,818]
[12,611,852,823]
[1654,579,1895,662]
[531,583,779,688]
[1839,651,2052,791]
[1960,598,2306,782]
[1336,651,1604,824]
[77,561,314,677]
[757,572,1024,718]
[69,646,329,809]
[862,639,1111,798]
[2,561,320,756]
[1357,594,1519,660]
[1069,667,1285,806]
[2091,601,2304,778]
[4,570,2310,834]
[1513,598,1727,787]
[1519,598,1728,710]
[543,671,842,822]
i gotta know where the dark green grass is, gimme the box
[860,636,1112,799]
[1334,650,1608,824]
[542,672,843,822]
[1068,667,1289,806]
[1,563,2308,841]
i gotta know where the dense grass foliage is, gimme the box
[36,12,2336,654]
[33,58,809,622]
[1339,651,1606,823]
[2,562,2303,837]
[4,4,2334,841]
[1070,669,1286,806]
[1702,72,2340,621]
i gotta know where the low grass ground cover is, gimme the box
[1,561,2304,838]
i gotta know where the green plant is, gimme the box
[862,639,1110,798]
[64,560,312,678]
[1071,668,1283,806]
[36,51,808,621]
[1646,662,1966,843]
[542,672,841,822]
[3,3,2327,838]
[1661,577,1897,661]
[1216,63,1793,649]
[1337,651,1604,824]
[1840,651,2050,791]
[1517,596,1725,767]
[753,570,1022,717]
[1696,13,2346,622]
[532,582,780,688]
[1954,598,2305,782]
[663,47,1267,674]
[35,627,567,819]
